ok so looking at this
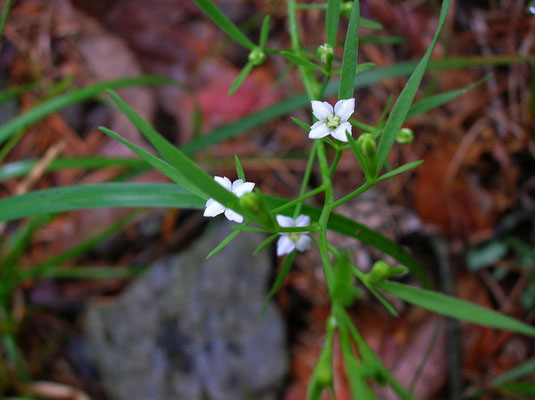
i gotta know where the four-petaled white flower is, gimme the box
[203,176,255,223]
[309,98,355,142]
[276,214,312,256]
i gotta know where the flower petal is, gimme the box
[334,98,355,121]
[308,122,330,139]
[276,215,295,228]
[295,234,312,252]
[232,181,255,197]
[203,199,225,217]
[295,214,310,227]
[224,208,244,223]
[330,121,352,142]
[277,235,295,256]
[311,100,333,120]
[214,176,232,190]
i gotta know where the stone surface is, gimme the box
[85,222,287,400]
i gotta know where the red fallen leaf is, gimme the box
[411,144,492,239]
[180,58,283,142]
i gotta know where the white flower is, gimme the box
[203,176,255,223]
[309,98,355,142]
[276,214,312,256]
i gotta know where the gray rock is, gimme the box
[85,222,288,400]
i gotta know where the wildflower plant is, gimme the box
[1,0,535,398]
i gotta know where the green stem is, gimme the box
[328,149,342,177]
[331,180,373,209]
[287,0,319,99]
[316,141,335,294]
[273,185,324,215]
[293,141,319,217]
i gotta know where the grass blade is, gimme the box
[280,51,326,73]
[0,0,13,38]
[0,157,146,181]
[378,280,535,337]
[38,266,146,279]
[375,0,451,173]
[99,127,206,198]
[376,160,423,182]
[0,75,174,146]
[326,0,342,48]
[193,0,255,50]
[0,183,205,222]
[407,74,490,119]
[104,90,261,224]
[228,62,254,96]
[259,15,270,49]
[338,0,360,99]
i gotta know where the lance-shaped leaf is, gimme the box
[375,0,451,174]
[338,0,360,99]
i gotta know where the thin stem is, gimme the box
[316,141,335,293]
[349,118,376,133]
[328,149,342,177]
[331,180,373,209]
[293,141,319,217]
[273,185,324,215]
[287,0,319,99]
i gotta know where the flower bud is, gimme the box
[396,128,414,145]
[239,191,275,228]
[317,43,334,67]
[341,1,353,15]
[357,133,377,157]
[368,260,391,285]
[248,47,266,66]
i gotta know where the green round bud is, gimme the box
[341,1,353,15]
[368,260,391,285]
[317,43,334,66]
[396,128,414,145]
[248,47,266,66]
[239,192,274,227]
[357,133,377,157]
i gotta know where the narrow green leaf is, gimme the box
[206,229,241,259]
[407,74,490,119]
[378,280,535,336]
[376,160,423,182]
[326,0,342,48]
[0,82,38,105]
[338,0,360,99]
[338,308,417,400]
[253,233,279,255]
[0,157,146,182]
[259,15,270,49]
[105,90,260,224]
[38,266,146,279]
[375,0,451,173]
[259,252,295,319]
[193,0,255,50]
[280,51,326,74]
[291,116,311,131]
[500,381,535,395]
[492,358,535,387]
[0,0,13,38]
[0,183,205,222]
[228,62,254,96]
[234,155,245,181]
[0,76,175,147]
[99,127,206,199]
[338,323,376,400]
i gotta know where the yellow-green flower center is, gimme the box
[325,115,341,130]
[288,232,301,243]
